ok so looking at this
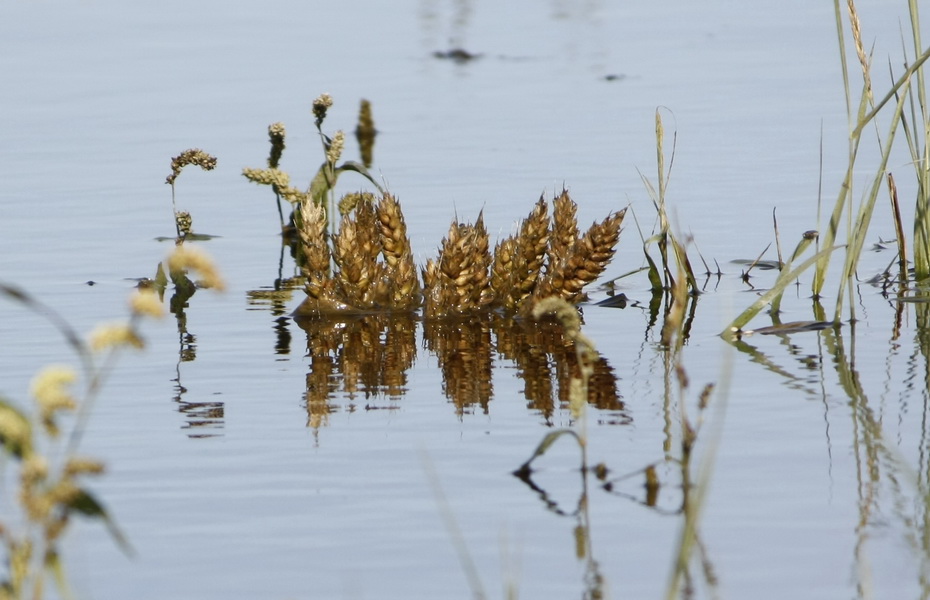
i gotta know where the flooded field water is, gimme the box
[3,1,930,598]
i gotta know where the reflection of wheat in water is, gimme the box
[295,312,625,427]
[423,317,494,414]
[297,314,419,428]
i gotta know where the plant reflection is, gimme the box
[493,315,624,423]
[725,292,930,599]
[150,256,225,437]
[295,313,626,427]
[297,313,417,429]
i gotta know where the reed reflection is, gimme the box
[725,295,930,599]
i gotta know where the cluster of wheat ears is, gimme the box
[293,188,625,318]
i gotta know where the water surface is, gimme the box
[2,1,930,599]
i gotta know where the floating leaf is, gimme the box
[741,321,836,336]
[731,259,781,271]
[722,245,844,336]
[595,293,629,308]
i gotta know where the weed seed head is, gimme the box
[313,93,334,127]
[175,211,193,236]
[267,122,286,168]
[129,289,165,319]
[165,148,218,185]
[21,455,48,484]
[63,457,106,477]
[88,322,144,353]
[30,365,78,436]
[30,366,78,413]
[167,245,227,291]
[327,130,345,165]
[0,405,32,455]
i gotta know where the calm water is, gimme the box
[2,1,930,599]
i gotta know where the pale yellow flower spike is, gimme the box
[167,245,227,291]
[326,130,345,165]
[30,366,78,411]
[88,322,144,353]
[0,406,31,451]
[129,289,165,319]
[31,365,78,436]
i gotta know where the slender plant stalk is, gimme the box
[888,173,910,283]
[834,84,911,321]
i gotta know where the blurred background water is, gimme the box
[2,1,930,598]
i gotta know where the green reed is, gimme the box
[638,109,699,297]
[723,1,930,335]
[815,0,930,319]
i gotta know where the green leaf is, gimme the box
[335,161,385,193]
[69,488,135,557]
[308,163,331,208]
[642,236,664,292]
[740,321,837,336]
[154,262,168,291]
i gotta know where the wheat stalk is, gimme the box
[533,208,626,308]
[332,195,387,309]
[294,198,348,315]
[491,196,550,312]
[376,193,421,310]
[548,189,579,267]
[423,214,493,317]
